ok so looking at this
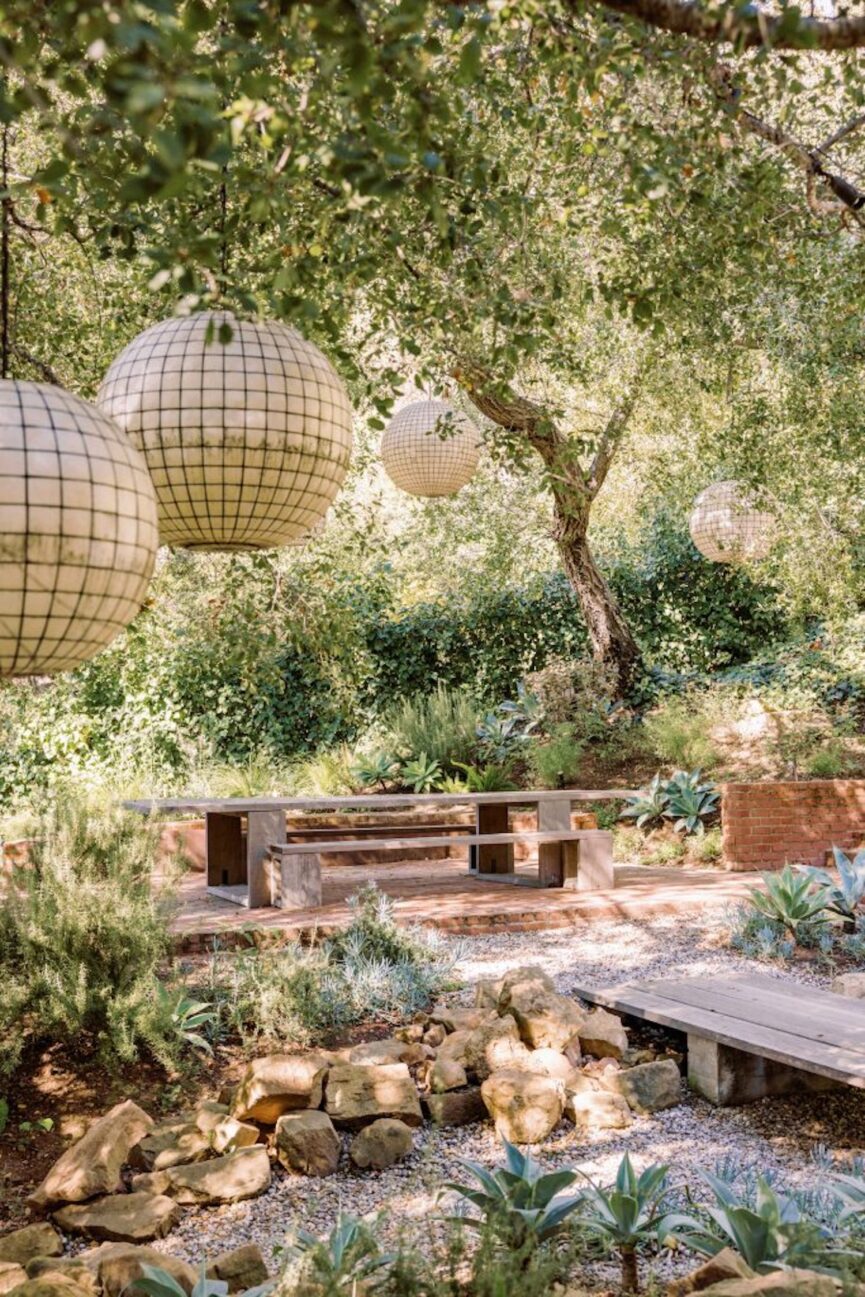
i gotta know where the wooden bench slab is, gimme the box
[575,971,865,1103]
[270,830,608,854]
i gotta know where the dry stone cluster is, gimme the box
[0,968,683,1297]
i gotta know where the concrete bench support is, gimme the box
[687,1034,840,1106]
[277,850,323,909]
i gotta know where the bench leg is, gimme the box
[278,851,323,909]
[537,799,570,886]
[687,1034,841,1105]
[476,804,513,875]
[246,810,283,908]
[206,812,245,888]
[563,832,614,891]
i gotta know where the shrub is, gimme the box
[526,725,585,789]
[214,884,458,1047]
[0,801,180,1076]
[381,686,481,772]
[525,655,616,728]
[642,696,720,771]
[691,826,723,864]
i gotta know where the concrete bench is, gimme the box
[269,829,613,909]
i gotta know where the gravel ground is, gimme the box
[151,907,865,1287]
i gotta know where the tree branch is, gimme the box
[586,380,643,497]
[578,0,865,50]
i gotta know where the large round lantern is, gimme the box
[689,480,775,564]
[97,312,353,551]
[0,380,159,677]
[380,399,479,497]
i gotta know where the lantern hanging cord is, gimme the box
[1,120,10,380]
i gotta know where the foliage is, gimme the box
[381,687,481,773]
[443,1140,581,1252]
[798,847,865,923]
[622,772,718,836]
[526,656,618,728]
[575,1154,682,1292]
[642,697,720,772]
[130,1264,273,1297]
[451,763,519,793]
[213,885,457,1048]
[288,1216,396,1296]
[352,752,399,792]
[621,775,671,830]
[526,725,586,790]
[156,986,219,1056]
[401,753,442,794]
[748,865,832,944]
[0,802,180,1077]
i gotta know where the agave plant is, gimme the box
[129,1263,274,1297]
[443,1139,581,1252]
[575,1154,681,1292]
[157,986,218,1055]
[748,865,831,943]
[621,775,669,830]
[452,761,519,792]
[668,1173,843,1274]
[351,752,398,792]
[663,771,719,835]
[798,846,865,923]
[401,752,442,793]
[287,1215,396,1292]
[831,1168,865,1221]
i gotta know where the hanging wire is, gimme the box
[1,121,10,380]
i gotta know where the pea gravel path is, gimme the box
[152,907,865,1286]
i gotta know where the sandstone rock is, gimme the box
[498,966,556,1001]
[0,1263,28,1295]
[128,1171,171,1195]
[395,1023,425,1045]
[480,1070,563,1143]
[0,1224,63,1266]
[464,1017,529,1081]
[22,1262,96,1297]
[324,1063,422,1130]
[437,1030,471,1067]
[613,1060,682,1114]
[349,1118,413,1170]
[398,1043,428,1067]
[430,1005,486,1034]
[190,1100,230,1130]
[348,1040,406,1066]
[154,1146,272,1205]
[30,1101,154,1209]
[53,1193,182,1243]
[696,1270,837,1297]
[0,1280,91,1297]
[429,1058,468,1093]
[499,979,585,1053]
[276,1111,340,1177]
[84,1244,196,1297]
[232,1054,330,1123]
[564,1089,632,1130]
[831,972,865,999]
[423,1089,486,1127]
[208,1117,260,1155]
[513,1047,577,1081]
[423,1024,446,1049]
[131,1122,211,1171]
[578,1008,628,1060]
[667,1248,754,1297]
[474,979,502,1010]
[206,1245,269,1293]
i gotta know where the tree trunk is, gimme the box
[553,495,642,697]
[620,1245,640,1293]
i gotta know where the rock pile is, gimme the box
[1,967,682,1297]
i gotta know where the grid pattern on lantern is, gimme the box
[689,480,775,564]
[380,399,480,497]
[97,312,353,551]
[0,381,159,677]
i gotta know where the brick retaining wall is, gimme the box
[722,779,865,871]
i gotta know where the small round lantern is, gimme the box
[0,380,159,677]
[97,312,353,551]
[689,480,775,564]
[380,399,479,497]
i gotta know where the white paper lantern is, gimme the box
[0,380,159,677]
[97,312,353,551]
[689,480,775,564]
[381,399,479,497]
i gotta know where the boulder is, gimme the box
[30,1101,154,1209]
[423,1089,486,1127]
[190,1100,229,1130]
[0,1224,63,1266]
[348,1040,407,1066]
[696,1271,837,1297]
[349,1118,413,1171]
[513,1048,577,1081]
[150,1146,271,1205]
[667,1249,754,1297]
[463,1017,529,1082]
[130,1122,211,1171]
[52,1193,182,1243]
[208,1117,260,1155]
[429,1058,468,1093]
[436,1030,472,1067]
[498,966,556,1002]
[0,1263,28,1295]
[480,1070,563,1143]
[831,972,865,999]
[206,1245,269,1294]
[429,1005,486,1034]
[612,1060,682,1115]
[564,1089,632,1131]
[84,1245,196,1297]
[232,1053,330,1123]
[474,979,503,1010]
[395,1023,425,1045]
[324,1063,422,1130]
[0,1280,91,1297]
[22,1263,96,1297]
[499,985,585,1053]
[578,1008,628,1060]
[275,1111,341,1177]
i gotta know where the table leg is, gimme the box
[246,810,284,909]
[476,803,513,875]
[537,798,571,887]
[206,813,245,889]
